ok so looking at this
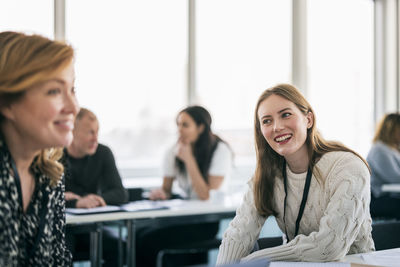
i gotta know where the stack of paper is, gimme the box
[269,263,350,267]
[361,250,400,267]
[121,200,169,212]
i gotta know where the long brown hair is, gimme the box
[373,113,400,150]
[0,31,74,186]
[175,105,232,182]
[253,83,368,217]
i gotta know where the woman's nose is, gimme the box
[64,91,79,116]
[273,119,284,132]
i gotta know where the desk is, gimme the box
[66,197,239,267]
[343,248,400,266]
[381,184,400,193]
[266,249,400,266]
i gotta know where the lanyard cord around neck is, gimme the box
[282,159,312,242]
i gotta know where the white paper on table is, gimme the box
[381,183,400,192]
[361,251,400,267]
[121,200,170,212]
[161,199,185,208]
[269,262,350,267]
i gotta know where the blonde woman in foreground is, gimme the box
[0,31,78,266]
[217,84,374,265]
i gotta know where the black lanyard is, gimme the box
[282,159,312,242]
[11,157,49,260]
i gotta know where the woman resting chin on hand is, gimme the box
[142,105,233,267]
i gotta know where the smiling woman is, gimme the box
[3,63,77,151]
[217,83,374,265]
[0,31,78,266]
[257,94,313,173]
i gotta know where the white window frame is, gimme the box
[53,0,383,179]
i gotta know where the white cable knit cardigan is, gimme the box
[217,151,375,265]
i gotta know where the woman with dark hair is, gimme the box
[150,105,232,200]
[137,106,233,267]
[216,84,374,265]
[0,31,78,266]
[367,113,400,219]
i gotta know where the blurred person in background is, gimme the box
[367,112,400,219]
[137,105,233,267]
[64,107,128,266]
[150,105,232,201]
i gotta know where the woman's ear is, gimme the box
[0,105,15,121]
[306,111,314,129]
[198,124,205,134]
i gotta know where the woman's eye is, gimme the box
[47,88,61,95]
[282,112,291,118]
[71,86,76,95]
[262,119,271,125]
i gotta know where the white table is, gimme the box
[381,184,400,193]
[265,249,400,266]
[66,197,240,267]
[343,248,400,266]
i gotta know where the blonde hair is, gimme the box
[373,113,400,150]
[0,31,74,186]
[253,83,368,217]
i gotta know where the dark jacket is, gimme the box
[64,144,128,208]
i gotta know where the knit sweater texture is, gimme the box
[217,151,375,265]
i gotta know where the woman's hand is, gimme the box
[149,188,169,200]
[76,194,106,208]
[65,191,81,201]
[175,139,194,163]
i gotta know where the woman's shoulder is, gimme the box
[215,140,231,154]
[162,143,178,164]
[319,150,363,164]
[317,151,369,178]
[210,141,233,166]
[164,143,177,154]
[369,141,398,156]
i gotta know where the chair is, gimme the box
[156,238,222,267]
[66,223,103,266]
[127,187,144,201]
[371,220,400,250]
[67,222,126,267]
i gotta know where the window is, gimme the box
[196,0,292,165]
[1,0,375,178]
[0,0,53,38]
[66,0,187,172]
[307,0,374,157]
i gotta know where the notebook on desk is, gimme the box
[269,263,350,267]
[269,262,377,267]
[66,205,122,215]
[66,200,171,215]
[208,259,269,267]
[120,200,170,212]
[218,261,373,267]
